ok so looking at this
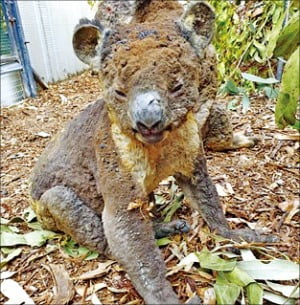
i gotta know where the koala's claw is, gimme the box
[175,219,190,233]
[154,219,190,239]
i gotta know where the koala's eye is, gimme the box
[115,90,127,98]
[171,83,183,94]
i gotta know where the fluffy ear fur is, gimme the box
[179,1,215,56]
[72,19,110,68]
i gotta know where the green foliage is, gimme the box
[214,282,241,305]
[156,237,172,247]
[208,0,299,130]
[162,192,184,222]
[274,14,300,59]
[62,238,99,260]
[215,266,264,305]
[275,47,300,129]
[208,0,286,84]
[196,248,236,271]
[178,248,299,305]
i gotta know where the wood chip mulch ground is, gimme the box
[1,70,299,304]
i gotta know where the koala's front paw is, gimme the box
[221,228,279,243]
[232,132,261,149]
[154,219,190,238]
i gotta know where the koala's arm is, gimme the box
[99,176,179,304]
[93,113,180,304]
[102,205,180,304]
[176,157,278,243]
[176,157,230,234]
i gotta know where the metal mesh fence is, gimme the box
[1,2,25,106]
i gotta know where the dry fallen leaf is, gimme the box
[238,155,253,169]
[36,131,50,138]
[1,279,35,305]
[269,179,284,190]
[107,286,129,293]
[2,67,299,305]
[74,260,115,280]
[0,271,17,280]
[215,182,234,197]
[90,292,102,304]
[275,133,300,141]
[75,283,107,297]
[278,199,299,224]
[45,264,74,305]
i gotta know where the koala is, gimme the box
[30,1,277,304]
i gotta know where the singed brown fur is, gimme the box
[30,1,276,304]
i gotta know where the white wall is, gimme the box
[18,1,94,83]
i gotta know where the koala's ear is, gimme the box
[179,1,215,53]
[73,19,109,67]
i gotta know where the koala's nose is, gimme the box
[132,91,164,133]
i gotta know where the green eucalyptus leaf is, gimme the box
[0,218,9,225]
[274,15,300,59]
[214,283,241,305]
[162,195,183,223]
[224,80,240,95]
[216,272,229,284]
[266,281,300,299]
[253,40,267,59]
[263,86,279,99]
[275,47,300,129]
[85,251,99,260]
[263,291,295,305]
[27,222,44,231]
[241,72,279,84]
[196,248,236,271]
[0,225,19,233]
[63,240,88,257]
[238,259,300,280]
[0,230,57,247]
[0,248,23,269]
[156,237,172,247]
[62,239,98,260]
[265,12,285,59]
[22,207,37,223]
[222,266,254,287]
[247,283,263,305]
[227,99,238,111]
[1,247,17,255]
[23,230,57,247]
[242,93,250,113]
[1,232,26,246]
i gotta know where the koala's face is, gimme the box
[101,25,203,144]
[73,2,216,144]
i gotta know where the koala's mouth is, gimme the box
[133,129,164,144]
[139,131,165,144]
[133,124,171,145]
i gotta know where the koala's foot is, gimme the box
[232,132,260,149]
[218,227,279,243]
[206,132,260,152]
[203,102,260,151]
[153,219,190,238]
[38,186,109,254]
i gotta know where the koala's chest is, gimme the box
[111,112,201,194]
